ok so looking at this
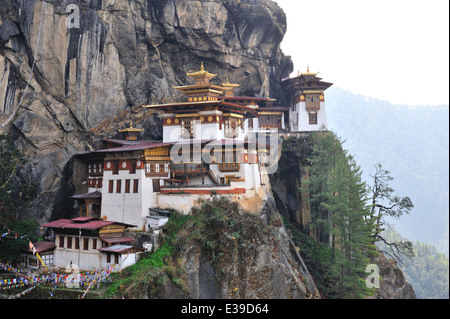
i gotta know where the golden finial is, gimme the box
[301,65,318,76]
[129,122,133,128]
[200,61,204,70]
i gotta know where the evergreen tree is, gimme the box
[0,135,38,262]
[304,131,377,298]
[368,163,414,262]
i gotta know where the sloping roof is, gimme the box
[98,245,134,253]
[42,218,136,231]
[75,140,172,158]
[23,241,56,254]
[70,191,102,200]
[93,140,171,153]
[145,100,258,112]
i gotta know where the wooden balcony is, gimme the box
[171,164,208,177]
[218,163,240,172]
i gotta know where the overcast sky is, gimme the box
[274,0,449,106]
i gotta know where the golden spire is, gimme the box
[118,122,144,133]
[221,77,240,97]
[187,62,217,79]
[222,77,240,88]
[119,122,144,141]
[301,65,318,76]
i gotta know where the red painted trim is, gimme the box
[160,188,246,195]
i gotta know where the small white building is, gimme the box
[41,217,141,272]
[282,67,333,132]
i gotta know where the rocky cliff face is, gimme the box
[367,251,417,299]
[112,196,321,299]
[0,0,293,223]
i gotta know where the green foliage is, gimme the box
[326,88,449,254]
[180,197,265,272]
[367,163,414,262]
[379,229,449,299]
[103,198,270,298]
[104,212,190,298]
[298,131,378,298]
[0,135,38,262]
[1,135,26,220]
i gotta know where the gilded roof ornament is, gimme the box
[119,122,144,133]
[187,61,217,79]
[222,77,241,88]
[301,65,319,76]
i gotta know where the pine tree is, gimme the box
[304,131,377,298]
[0,135,38,262]
[368,163,414,262]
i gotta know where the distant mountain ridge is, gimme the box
[325,86,449,255]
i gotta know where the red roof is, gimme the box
[24,241,56,254]
[42,218,136,231]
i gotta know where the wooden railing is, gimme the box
[171,164,208,176]
[218,163,240,172]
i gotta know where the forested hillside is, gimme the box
[379,229,449,299]
[274,132,415,298]
[325,87,449,255]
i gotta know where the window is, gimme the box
[259,116,281,129]
[125,179,130,193]
[219,150,240,172]
[92,239,97,250]
[181,119,195,139]
[88,162,103,176]
[41,254,53,266]
[306,95,320,110]
[153,179,161,193]
[67,237,72,249]
[130,161,136,174]
[83,238,89,250]
[223,151,237,164]
[59,236,65,248]
[112,161,119,175]
[109,180,114,193]
[133,179,139,193]
[309,113,318,125]
[224,118,239,138]
[75,237,79,249]
[145,162,169,177]
[116,180,122,193]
